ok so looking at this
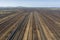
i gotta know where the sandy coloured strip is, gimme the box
[22,13,32,40]
[27,12,33,40]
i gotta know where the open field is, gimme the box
[0,8,60,40]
